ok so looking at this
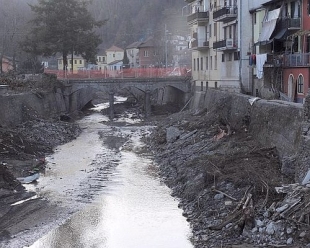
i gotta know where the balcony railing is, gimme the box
[283,53,310,67]
[191,39,209,50]
[187,11,209,25]
[280,17,301,30]
[213,39,237,50]
[213,6,237,23]
[265,54,283,67]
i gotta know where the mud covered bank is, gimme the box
[146,106,310,247]
[0,119,81,244]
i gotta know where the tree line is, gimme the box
[0,0,186,73]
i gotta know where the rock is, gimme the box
[287,237,293,245]
[281,156,297,178]
[300,231,306,238]
[214,193,224,200]
[166,126,181,143]
[286,227,293,234]
[256,219,264,227]
[266,222,276,235]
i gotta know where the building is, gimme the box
[137,37,161,68]
[96,48,107,71]
[126,41,142,68]
[57,55,87,71]
[185,0,252,93]
[105,45,124,66]
[250,0,303,102]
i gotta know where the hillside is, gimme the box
[89,0,187,50]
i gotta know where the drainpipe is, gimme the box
[239,0,242,92]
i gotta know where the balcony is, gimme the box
[213,6,237,23]
[189,32,209,50]
[278,17,301,30]
[283,53,310,67]
[187,11,209,25]
[264,54,283,67]
[213,38,237,51]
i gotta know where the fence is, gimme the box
[44,67,191,80]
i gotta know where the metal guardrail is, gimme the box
[44,67,192,80]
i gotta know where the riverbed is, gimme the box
[18,99,193,248]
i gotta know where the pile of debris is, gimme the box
[146,108,310,247]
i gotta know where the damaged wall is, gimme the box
[0,91,67,127]
[0,84,95,128]
[191,89,304,181]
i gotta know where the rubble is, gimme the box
[146,106,310,248]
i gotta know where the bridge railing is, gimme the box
[44,67,192,80]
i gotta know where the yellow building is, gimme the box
[57,55,87,71]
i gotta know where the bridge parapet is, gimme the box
[68,77,191,93]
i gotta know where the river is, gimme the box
[23,98,193,248]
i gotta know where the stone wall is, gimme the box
[0,83,96,128]
[0,91,67,127]
[190,89,305,181]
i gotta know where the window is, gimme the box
[201,81,203,91]
[234,52,240,60]
[210,56,213,70]
[215,55,217,70]
[222,54,225,62]
[254,12,257,24]
[206,81,209,88]
[229,26,232,38]
[201,57,203,70]
[215,81,218,88]
[79,60,82,64]
[74,60,77,64]
[144,50,149,57]
[206,56,208,70]
[209,24,212,38]
[297,74,304,93]
[59,60,62,65]
[228,53,232,61]
[214,23,217,37]
[194,58,196,71]
[98,57,101,62]
[197,58,199,71]
[113,54,115,58]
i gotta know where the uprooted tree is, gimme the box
[21,0,105,73]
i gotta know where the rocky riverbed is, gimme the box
[1,97,310,248]
[145,105,310,248]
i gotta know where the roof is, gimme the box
[126,41,142,49]
[108,60,123,65]
[106,45,124,52]
[138,37,155,48]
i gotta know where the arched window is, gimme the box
[297,74,304,94]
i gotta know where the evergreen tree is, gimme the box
[21,0,105,71]
[122,50,130,68]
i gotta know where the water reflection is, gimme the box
[27,101,193,248]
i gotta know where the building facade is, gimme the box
[185,0,252,93]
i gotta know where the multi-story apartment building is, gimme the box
[250,0,302,102]
[185,0,252,94]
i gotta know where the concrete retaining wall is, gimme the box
[0,91,67,127]
[190,89,304,166]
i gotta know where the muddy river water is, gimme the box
[22,99,193,248]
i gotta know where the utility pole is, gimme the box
[165,24,168,69]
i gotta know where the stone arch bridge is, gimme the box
[64,77,191,119]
